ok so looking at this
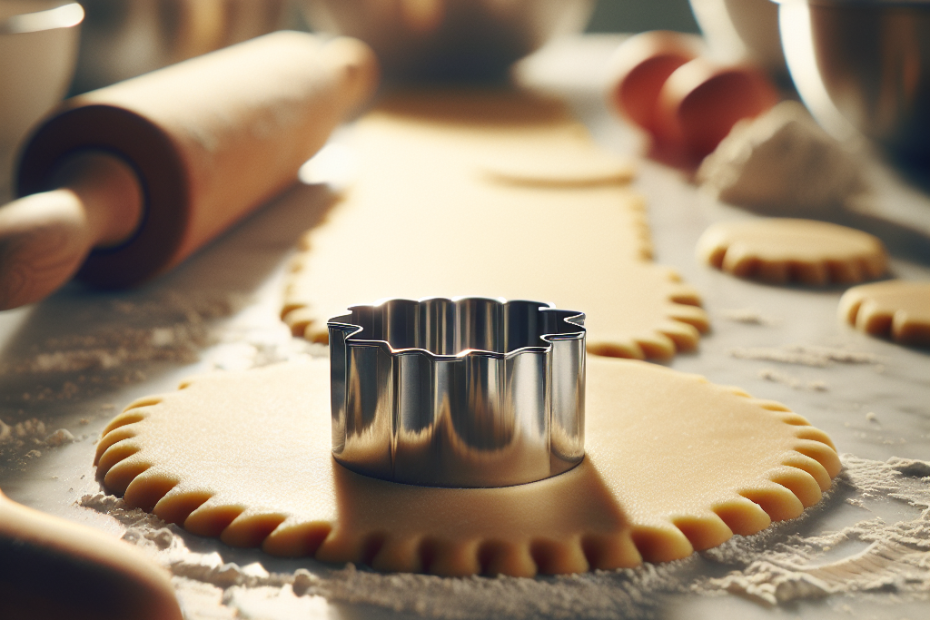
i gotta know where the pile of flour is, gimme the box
[697,102,867,215]
[80,454,930,620]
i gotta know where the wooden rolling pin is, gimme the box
[0,31,378,310]
[0,489,183,620]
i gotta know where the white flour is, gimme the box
[718,308,782,327]
[78,455,930,619]
[697,101,867,215]
[0,416,85,467]
[758,368,828,392]
[1,293,246,376]
[0,292,247,413]
[730,345,885,368]
[703,456,929,607]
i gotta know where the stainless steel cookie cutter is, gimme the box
[328,297,586,488]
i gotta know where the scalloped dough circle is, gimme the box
[282,91,708,361]
[94,357,840,577]
[697,218,887,286]
[839,280,930,346]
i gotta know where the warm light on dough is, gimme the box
[839,280,930,347]
[697,218,887,286]
[94,358,840,577]
[282,91,708,361]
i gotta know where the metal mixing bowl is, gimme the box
[71,0,289,93]
[301,0,595,81]
[777,0,930,160]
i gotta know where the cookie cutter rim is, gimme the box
[327,296,586,488]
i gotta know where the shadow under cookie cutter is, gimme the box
[328,297,586,488]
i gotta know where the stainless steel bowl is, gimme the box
[72,0,289,93]
[301,0,595,81]
[777,0,930,160]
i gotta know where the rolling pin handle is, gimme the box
[0,152,144,310]
[324,36,381,112]
[0,489,184,620]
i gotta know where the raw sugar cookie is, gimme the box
[839,280,930,347]
[476,143,636,187]
[282,91,708,360]
[94,357,840,577]
[697,218,887,286]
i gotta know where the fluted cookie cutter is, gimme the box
[328,297,586,488]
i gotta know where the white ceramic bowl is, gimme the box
[0,1,83,195]
[301,0,595,81]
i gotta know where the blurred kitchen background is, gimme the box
[67,0,702,92]
[0,0,698,194]
[4,0,930,201]
[588,0,697,33]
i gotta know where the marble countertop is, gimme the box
[1,35,927,620]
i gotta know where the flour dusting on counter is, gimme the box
[758,368,828,391]
[0,293,247,375]
[0,292,250,413]
[77,455,930,619]
[730,344,885,367]
[718,308,782,326]
[0,416,86,469]
[704,455,930,606]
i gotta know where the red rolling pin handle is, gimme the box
[0,32,378,310]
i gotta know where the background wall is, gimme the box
[586,0,699,33]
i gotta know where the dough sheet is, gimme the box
[94,357,840,577]
[697,218,887,286]
[282,91,708,360]
[839,280,930,347]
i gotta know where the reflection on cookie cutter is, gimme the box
[328,297,586,488]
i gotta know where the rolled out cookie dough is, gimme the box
[697,218,887,286]
[839,280,930,347]
[94,357,840,577]
[282,91,708,361]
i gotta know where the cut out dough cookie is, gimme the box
[477,144,636,187]
[697,218,887,285]
[839,280,930,347]
[94,358,840,577]
[282,91,708,361]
